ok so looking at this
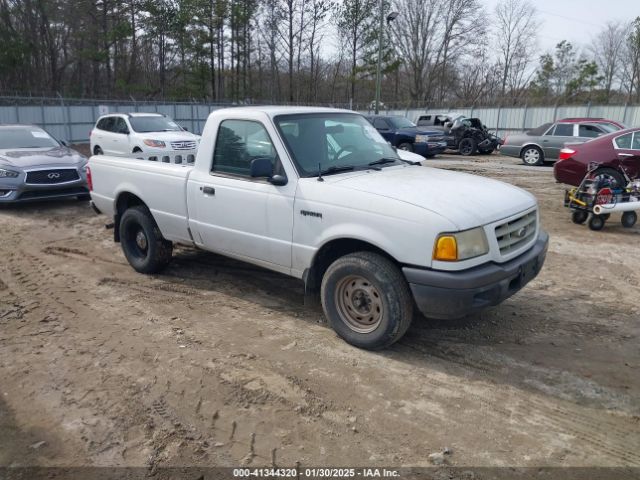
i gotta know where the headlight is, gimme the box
[0,168,19,178]
[143,139,166,148]
[433,227,489,262]
[414,134,431,143]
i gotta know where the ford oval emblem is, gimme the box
[515,226,528,238]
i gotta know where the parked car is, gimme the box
[90,113,201,163]
[558,117,628,130]
[416,114,503,155]
[364,115,447,158]
[500,121,616,166]
[89,106,548,350]
[0,124,89,203]
[553,128,640,187]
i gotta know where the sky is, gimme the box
[483,0,637,54]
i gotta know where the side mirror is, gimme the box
[250,157,274,178]
[269,175,288,186]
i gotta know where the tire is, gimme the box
[588,215,606,231]
[458,137,476,156]
[622,211,637,228]
[571,210,588,224]
[521,146,544,166]
[398,142,413,152]
[119,205,173,273]
[94,146,103,155]
[593,168,626,189]
[320,251,413,350]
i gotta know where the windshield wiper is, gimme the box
[368,157,399,167]
[318,165,355,176]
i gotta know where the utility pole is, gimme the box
[374,6,398,114]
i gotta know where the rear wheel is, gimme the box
[571,210,588,224]
[458,137,476,156]
[521,146,543,166]
[120,206,173,273]
[320,251,413,350]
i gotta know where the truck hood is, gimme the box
[327,166,536,230]
[0,147,87,169]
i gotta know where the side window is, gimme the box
[614,133,633,149]
[97,117,114,131]
[632,133,640,150]
[373,118,388,130]
[114,118,128,134]
[578,125,602,138]
[212,120,277,177]
[552,123,574,136]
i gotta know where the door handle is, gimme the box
[618,153,633,157]
[200,186,215,195]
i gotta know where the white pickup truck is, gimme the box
[89,107,548,350]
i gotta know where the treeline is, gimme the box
[1,0,640,107]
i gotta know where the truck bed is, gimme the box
[89,155,194,244]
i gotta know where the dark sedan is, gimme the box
[553,128,640,187]
[0,124,89,203]
[365,115,447,158]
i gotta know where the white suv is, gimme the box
[90,113,201,164]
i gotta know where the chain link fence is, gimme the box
[1,95,639,143]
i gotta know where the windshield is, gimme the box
[0,127,59,149]
[128,116,183,133]
[388,117,416,129]
[275,113,400,177]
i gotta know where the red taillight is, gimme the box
[559,147,576,161]
[86,166,93,191]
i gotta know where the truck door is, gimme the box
[187,119,295,271]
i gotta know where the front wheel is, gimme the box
[398,142,413,152]
[588,214,606,231]
[120,206,173,273]
[320,252,413,350]
[571,210,588,224]
[622,211,637,228]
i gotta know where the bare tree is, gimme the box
[589,22,625,102]
[493,0,538,100]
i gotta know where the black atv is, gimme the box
[416,115,503,156]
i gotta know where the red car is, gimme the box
[553,128,640,186]
[558,117,628,130]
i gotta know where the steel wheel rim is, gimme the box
[334,275,383,334]
[460,140,472,155]
[523,148,540,164]
[126,225,148,259]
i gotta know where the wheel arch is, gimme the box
[303,237,400,294]
[113,191,151,242]
[519,143,544,157]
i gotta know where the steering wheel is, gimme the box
[336,145,358,159]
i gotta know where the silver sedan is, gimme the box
[500,121,617,166]
[0,124,89,203]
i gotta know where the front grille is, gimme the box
[427,136,445,142]
[495,210,537,255]
[170,141,197,150]
[26,169,80,184]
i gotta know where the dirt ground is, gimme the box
[1,153,639,473]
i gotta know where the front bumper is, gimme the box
[403,230,549,319]
[0,168,88,203]
[414,142,448,157]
